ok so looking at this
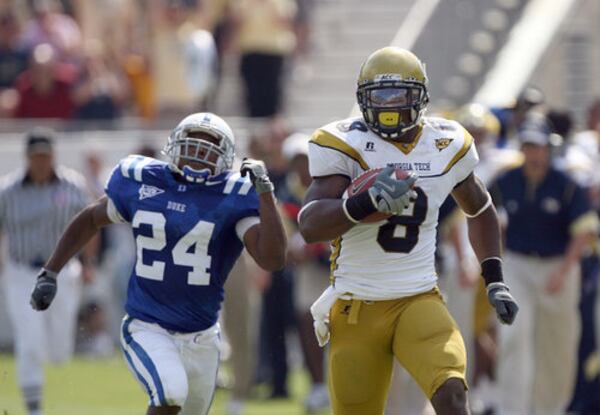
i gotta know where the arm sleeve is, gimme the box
[450,129,480,186]
[235,216,260,240]
[308,143,351,178]
[233,188,261,242]
[106,197,127,224]
[104,164,132,223]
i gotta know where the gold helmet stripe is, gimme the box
[310,129,370,171]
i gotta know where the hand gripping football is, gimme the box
[345,167,413,223]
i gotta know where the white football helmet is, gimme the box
[163,112,235,182]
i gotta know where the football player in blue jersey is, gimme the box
[29,113,287,415]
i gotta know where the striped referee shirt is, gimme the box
[0,166,90,266]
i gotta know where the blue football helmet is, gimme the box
[163,112,235,182]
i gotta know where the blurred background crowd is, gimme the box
[1,0,600,414]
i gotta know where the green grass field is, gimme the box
[0,354,332,415]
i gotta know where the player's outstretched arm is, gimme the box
[30,196,113,310]
[298,175,354,243]
[452,173,519,325]
[241,159,287,271]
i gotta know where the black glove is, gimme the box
[30,269,58,311]
[240,157,274,194]
[368,166,418,215]
[487,282,519,325]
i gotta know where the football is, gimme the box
[345,166,411,223]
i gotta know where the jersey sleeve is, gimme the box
[448,127,480,185]
[104,163,133,223]
[308,129,359,179]
[233,186,260,241]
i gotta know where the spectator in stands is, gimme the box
[230,0,297,118]
[491,86,545,148]
[293,0,314,57]
[491,113,599,415]
[13,43,76,119]
[72,41,128,125]
[150,0,217,115]
[20,0,82,63]
[0,10,29,116]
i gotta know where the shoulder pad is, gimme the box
[219,171,254,196]
[424,116,464,135]
[118,155,165,183]
[423,118,473,155]
[309,127,370,171]
[424,116,462,133]
[319,116,369,140]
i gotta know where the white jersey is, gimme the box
[309,116,479,300]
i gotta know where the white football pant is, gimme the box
[120,316,220,415]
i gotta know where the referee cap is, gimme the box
[26,127,55,155]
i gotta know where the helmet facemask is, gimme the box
[357,75,429,140]
[164,121,235,183]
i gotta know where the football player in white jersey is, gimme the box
[298,47,519,415]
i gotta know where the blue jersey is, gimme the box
[491,166,591,257]
[105,155,260,332]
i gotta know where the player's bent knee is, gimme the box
[162,376,189,407]
[431,378,468,414]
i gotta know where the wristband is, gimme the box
[481,257,503,285]
[344,191,377,222]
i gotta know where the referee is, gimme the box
[0,129,91,415]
